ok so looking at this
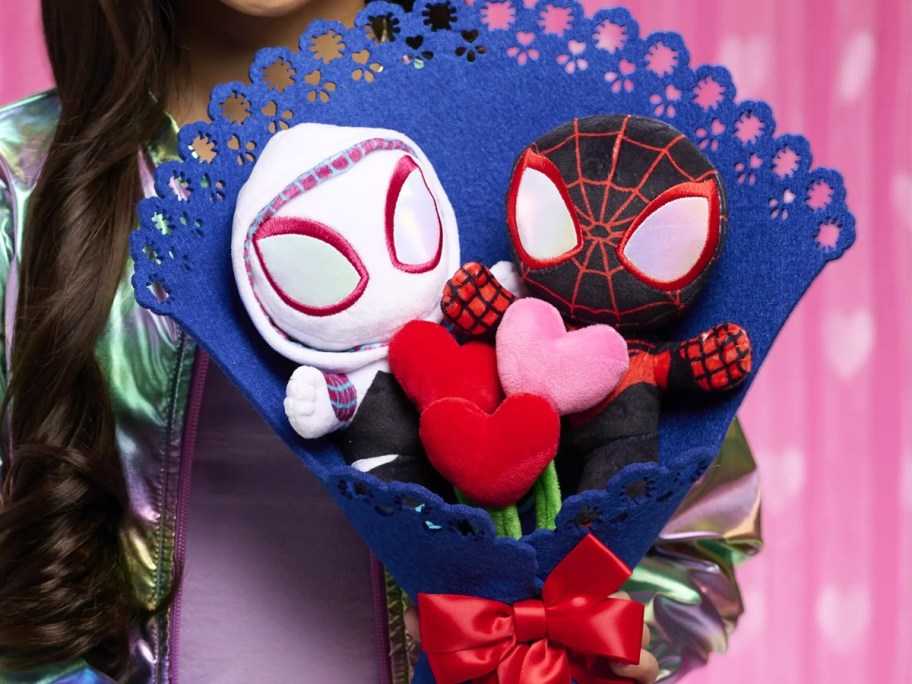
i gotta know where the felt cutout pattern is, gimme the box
[419,393,561,509]
[496,298,629,415]
[130,6,856,681]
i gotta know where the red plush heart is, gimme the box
[419,394,560,508]
[389,320,502,413]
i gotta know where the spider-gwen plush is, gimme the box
[231,123,459,493]
[444,115,754,492]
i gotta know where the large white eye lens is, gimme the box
[619,180,720,291]
[254,216,367,315]
[386,156,443,273]
[508,150,581,266]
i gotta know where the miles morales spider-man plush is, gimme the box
[443,115,753,492]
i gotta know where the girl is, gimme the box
[0,1,761,682]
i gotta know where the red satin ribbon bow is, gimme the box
[418,534,645,684]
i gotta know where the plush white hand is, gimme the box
[284,365,341,439]
[490,260,527,299]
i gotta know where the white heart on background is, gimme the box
[891,172,912,229]
[815,583,871,652]
[718,35,771,99]
[823,308,875,380]
[838,31,877,104]
[758,447,805,513]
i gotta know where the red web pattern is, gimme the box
[528,116,716,322]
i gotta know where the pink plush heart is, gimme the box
[496,298,629,415]
[516,31,536,47]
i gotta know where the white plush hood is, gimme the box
[232,123,460,373]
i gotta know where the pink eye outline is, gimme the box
[506,148,584,269]
[617,179,722,292]
[384,155,444,274]
[253,215,369,316]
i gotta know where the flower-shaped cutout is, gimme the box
[735,153,763,185]
[403,35,435,68]
[772,146,801,179]
[693,75,726,111]
[769,188,796,220]
[506,31,539,65]
[366,12,400,44]
[605,59,635,93]
[261,57,296,92]
[649,83,682,118]
[423,2,457,31]
[593,19,627,53]
[556,40,588,74]
[310,29,345,63]
[304,69,337,103]
[735,111,765,145]
[351,49,383,82]
[807,179,835,212]
[261,101,293,133]
[815,220,843,251]
[481,1,516,30]
[168,173,191,201]
[645,41,679,76]
[226,135,256,166]
[539,4,573,37]
[695,119,725,152]
[188,133,216,164]
[220,91,251,125]
[199,174,225,204]
[455,30,487,62]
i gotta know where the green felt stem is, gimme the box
[488,505,523,539]
[534,461,562,531]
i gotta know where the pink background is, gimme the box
[1,1,910,682]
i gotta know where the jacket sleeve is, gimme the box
[0,172,13,475]
[622,419,763,680]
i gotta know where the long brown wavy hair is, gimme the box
[0,0,179,677]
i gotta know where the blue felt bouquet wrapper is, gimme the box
[130,2,854,679]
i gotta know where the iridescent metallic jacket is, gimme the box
[0,92,762,684]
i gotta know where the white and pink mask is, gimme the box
[232,124,460,372]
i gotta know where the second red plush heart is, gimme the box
[419,393,560,509]
[389,320,502,413]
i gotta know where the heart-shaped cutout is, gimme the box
[390,320,503,413]
[568,39,586,56]
[420,394,560,508]
[496,298,628,415]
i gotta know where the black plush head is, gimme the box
[506,115,728,333]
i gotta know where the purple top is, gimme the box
[177,363,379,681]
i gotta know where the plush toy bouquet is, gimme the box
[131,2,855,682]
